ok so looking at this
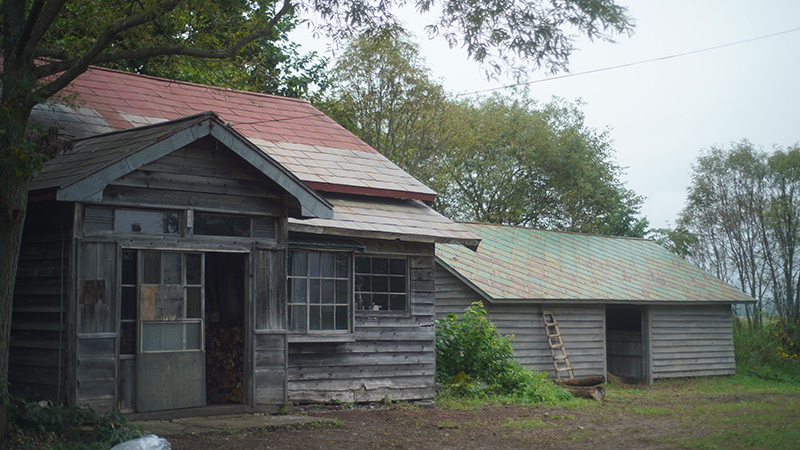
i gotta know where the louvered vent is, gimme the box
[85,207,114,231]
[252,218,276,239]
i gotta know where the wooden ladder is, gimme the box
[542,310,574,381]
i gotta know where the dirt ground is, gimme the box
[169,380,800,450]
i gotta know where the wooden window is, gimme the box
[138,251,204,352]
[355,256,407,311]
[84,207,179,235]
[287,250,350,332]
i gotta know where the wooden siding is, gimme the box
[435,265,606,378]
[76,241,118,411]
[650,305,735,379]
[288,245,437,403]
[10,202,72,402]
[100,139,284,216]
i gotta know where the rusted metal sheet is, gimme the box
[437,223,755,303]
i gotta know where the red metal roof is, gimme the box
[43,66,436,202]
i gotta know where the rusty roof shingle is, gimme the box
[34,66,435,202]
[437,223,755,303]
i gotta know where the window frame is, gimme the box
[354,255,410,314]
[286,249,353,337]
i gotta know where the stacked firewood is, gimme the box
[206,326,244,404]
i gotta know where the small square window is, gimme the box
[355,256,408,311]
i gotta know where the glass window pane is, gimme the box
[355,257,370,274]
[372,258,389,274]
[373,275,389,293]
[120,321,136,355]
[121,287,136,320]
[390,259,406,275]
[185,254,201,285]
[142,252,160,284]
[355,274,370,292]
[309,279,321,304]
[309,305,321,330]
[290,278,307,303]
[335,280,348,305]
[335,305,348,330]
[308,252,320,277]
[290,251,307,277]
[335,254,348,278]
[321,279,335,303]
[194,214,250,237]
[121,251,137,285]
[321,305,334,330]
[116,209,178,235]
[186,287,201,318]
[372,294,388,311]
[356,293,371,310]
[142,322,201,351]
[289,305,307,332]
[320,253,335,277]
[390,294,406,311]
[162,252,182,285]
[390,276,405,293]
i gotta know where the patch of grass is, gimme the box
[630,406,671,416]
[500,417,546,429]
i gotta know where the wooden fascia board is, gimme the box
[208,125,333,219]
[485,298,754,306]
[433,256,494,304]
[289,222,481,248]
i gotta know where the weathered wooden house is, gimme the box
[11,67,479,415]
[435,223,755,384]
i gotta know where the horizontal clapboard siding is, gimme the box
[435,265,605,378]
[650,305,735,379]
[10,202,72,402]
[288,254,436,403]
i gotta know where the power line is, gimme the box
[456,26,800,97]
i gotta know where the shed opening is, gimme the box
[205,252,246,405]
[606,305,644,382]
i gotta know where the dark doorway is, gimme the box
[205,253,246,404]
[606,305,644,381]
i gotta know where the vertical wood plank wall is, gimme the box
[75,241,118,412]
[435,265,606,378]
[650,305,735,379]
[253,248,288,405]
[287,245,437,403]
[9,202,72,402]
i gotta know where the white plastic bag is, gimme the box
[110,434,171,450]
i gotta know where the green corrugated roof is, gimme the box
[436,223,755,303]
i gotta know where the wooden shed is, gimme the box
[435,223,755,383]
[11,66,479,415]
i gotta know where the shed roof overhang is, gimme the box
[29,111,333,219]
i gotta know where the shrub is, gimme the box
[733,317,800,384]
[436,302,571,403]
[5,396,143,449]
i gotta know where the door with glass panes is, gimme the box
[123,250,205,412]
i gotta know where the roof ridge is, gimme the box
[457,221,652,242]
[84,65,312,105]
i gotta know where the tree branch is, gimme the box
[23,0,69,56]
[32,0,296,103]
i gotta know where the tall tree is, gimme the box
[679,141,800,327]
[436,94,647,236]
[0,0,633,437]
[322,28,452,184]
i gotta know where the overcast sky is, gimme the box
[290,1,800,229]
